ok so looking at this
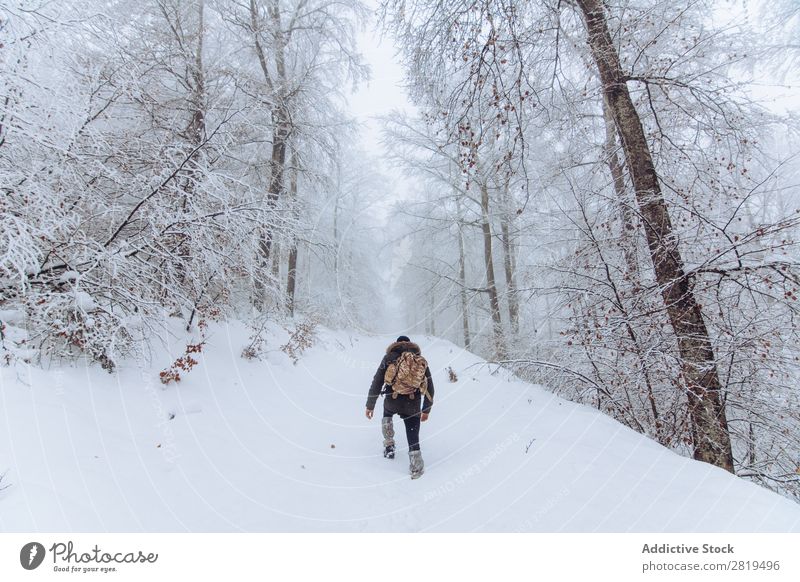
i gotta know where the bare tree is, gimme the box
[381,0,800,488]
[574,0,733,471]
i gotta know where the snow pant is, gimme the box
[382,392,421,452]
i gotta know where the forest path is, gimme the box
[2,322,799,531]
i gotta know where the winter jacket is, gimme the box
[366,341,434,414]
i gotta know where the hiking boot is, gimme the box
[409,450,424,479]
[383,444,395,459]
[381,417,395,449]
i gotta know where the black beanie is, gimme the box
[396,335,411,342]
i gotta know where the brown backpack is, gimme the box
[384,351,430,400]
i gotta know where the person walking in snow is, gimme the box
[365,335,434,479]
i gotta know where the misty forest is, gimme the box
[2,0,800,507]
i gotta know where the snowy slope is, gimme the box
[1,321,798,532]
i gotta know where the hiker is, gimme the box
[365,335,434,479]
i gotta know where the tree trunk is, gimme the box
[187,0,205,149]
[286,148,299,315]
[174,0,205,290]
[499,185,519,334]
[264,0,289,266]
[602,97,638,278]
[259,105,289,286]
[456,196,472,349]
[333,183,340,278]
[428,287,436,336]
[479,177,506,360]
[270,235,281,280]
[251,0,290,305]
[576,0,734,472]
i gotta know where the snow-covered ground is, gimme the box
[1,321,798,532]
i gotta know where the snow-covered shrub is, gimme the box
[24,289,129,372]
[280,319,318,364]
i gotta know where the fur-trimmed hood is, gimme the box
[386,340,421,356]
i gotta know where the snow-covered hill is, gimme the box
[1,322,798,532]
